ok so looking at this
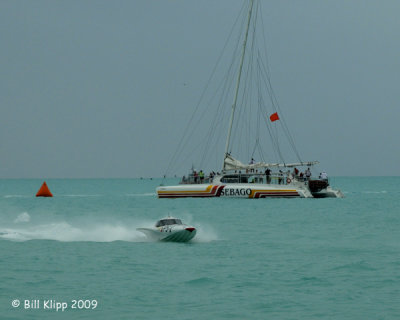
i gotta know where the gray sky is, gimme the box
[1,0,399,178]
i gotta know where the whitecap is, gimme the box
[14,212,31,223]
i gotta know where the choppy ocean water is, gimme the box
[0,177,399,319]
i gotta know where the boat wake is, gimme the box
[62,194,104,197]
[3,195,31,198]
[0,213,219,243]
[191,224,219,243]
[0,222,147,242]
[362,190,388,194]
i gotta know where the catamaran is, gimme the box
[157,0,343,199]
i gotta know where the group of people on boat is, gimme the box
[237,168,312,185]
[179,160,329,186]
[248,165,329,185]
[192,170,205,183]
[181,169,221,184]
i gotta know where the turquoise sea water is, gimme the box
[0,177,399,319]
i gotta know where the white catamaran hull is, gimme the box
[157,183,313,199]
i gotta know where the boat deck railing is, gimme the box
[180,172,312,185]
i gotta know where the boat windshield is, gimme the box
[156,219,182,227]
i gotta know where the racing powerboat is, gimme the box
[137,217,196,242]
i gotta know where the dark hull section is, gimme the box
[308,179,329,193]
[311,192,330,198]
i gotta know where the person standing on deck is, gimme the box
[199,170,204,183]
[305,167,311,180]
[320,171,328,181]
[265,168,271,184]
[249,158,255,173]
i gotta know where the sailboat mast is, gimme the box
[222,0,254,171]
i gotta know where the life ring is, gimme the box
[286,178,291,184]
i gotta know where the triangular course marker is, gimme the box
[36,181,53,197]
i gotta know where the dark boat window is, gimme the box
[221,175,240,183]
[155,220,164,227]
[240,176,248,183]
[156,219,182,227]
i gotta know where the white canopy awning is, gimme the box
[223,154,319,171]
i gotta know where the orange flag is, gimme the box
[269,112,279,122]
[36,181,53,197]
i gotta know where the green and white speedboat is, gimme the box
[137,217,196,242]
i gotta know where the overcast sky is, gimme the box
[1,0,399,178]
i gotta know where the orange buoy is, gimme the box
[36,181,53,197]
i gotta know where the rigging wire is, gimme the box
[162,2,247,178]
[258,4,303,163]
[198,3,249,170]
[163,0,308,179]
[257,55,285,163]
[258,56,303,163]
[230,3,258,160]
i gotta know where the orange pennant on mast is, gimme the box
[36,181,53,197]
[269,112,279,122]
